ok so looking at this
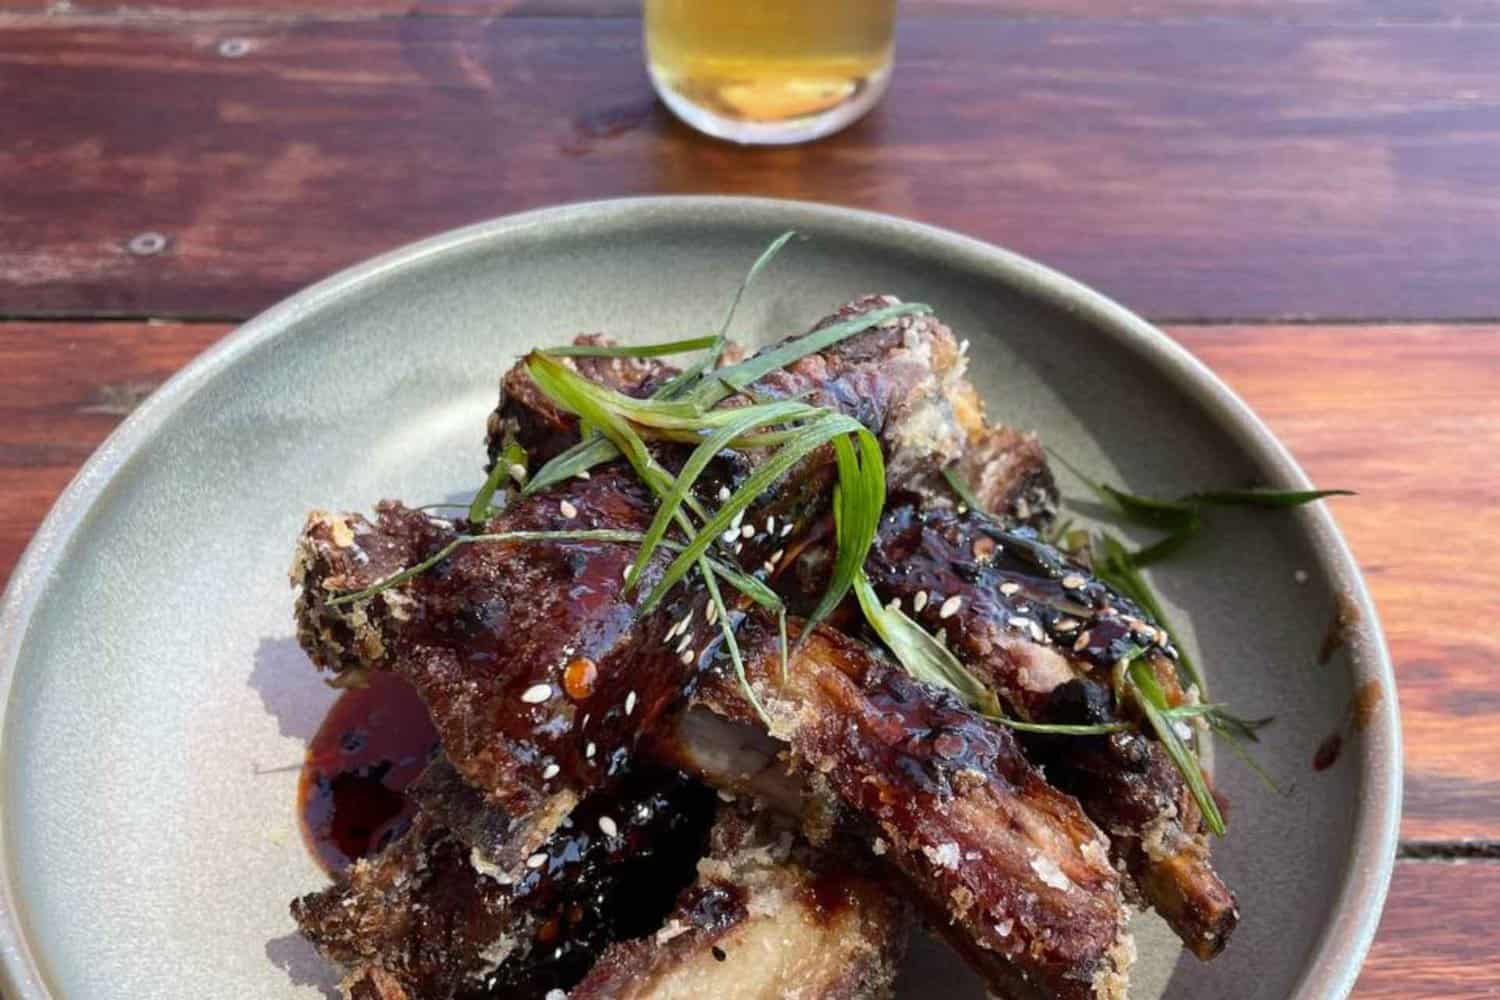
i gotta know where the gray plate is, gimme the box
[0,197,1399,1000]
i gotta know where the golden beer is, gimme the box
[644,0,896,144]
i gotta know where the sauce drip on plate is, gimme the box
[298,672,438,873]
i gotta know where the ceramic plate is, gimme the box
[0,197,1399,999]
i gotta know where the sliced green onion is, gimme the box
[692,302,932,408]
[1093,531,1205,692]
[1184,488,1356,508]
[941,465,986,513]
[625,400,820,590]
[544,335,719,359]
[326,529,654,607]
[1129,656,1226,836]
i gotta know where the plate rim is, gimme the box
[0,195,1401,999]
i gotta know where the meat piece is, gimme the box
[860,496,1238,957]
[676,618,1133,1000]
[486,334,680,470]
[296,301,980,875]
[492,296,973,480]
[294,468,720,876]
[292,768,717,999]
[572,808,910,1000]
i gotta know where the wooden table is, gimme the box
[2,2,1496,995]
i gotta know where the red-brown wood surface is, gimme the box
[1355,860,1500,997]
[3,14,1499,320]
[3,4,1497,996]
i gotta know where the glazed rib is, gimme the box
[859,494,1238,957]
[572,807,910,1000]
[294,468,717,877]
[295,300,976,876]
[676,618,1133,1000]
[292,767,717,999]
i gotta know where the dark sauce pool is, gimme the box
[296,672,717,997]
[298,672,438,873]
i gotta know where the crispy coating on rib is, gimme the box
[486,334,680,470]
[683,619,1133,1000]
[862,497,1238,957]
[293,469,708,877]
[573,808,910,1000]
[292,768,717,999]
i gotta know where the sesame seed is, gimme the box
[677,609,694,634]
[721,527,740,544]
[625,691,637,716]
[585,742,597,758]
[913,591,928,612]
[957,504,969,515]
[940,595,963,619]
[574,470,591,480]
[542,763,560,780]
[762,561,776,575]
[526,852,548,869]
[1073,631,1092,652]
[741,524,755,539]
[680,649,695,665]
[886,597,902,613]
[581,713,590,728]
[706,601,719,625]
[733,542,743,554]
[559,500,578,519]
[769,548,784,565]
[731,510,745,530]
[622,564,632,582]
[780,522,794,537]
[718,486,732,502]
[508,463,528,484]
[1007,616,1033,632]
[999,582,1021,596]
[1061,574,1086,590]
[1028,621,1046,642]
[675,631,693,654]
[1053,617,1080,633]
[520,683,552,704]
[598,816,618,838]
[765,516,776,535]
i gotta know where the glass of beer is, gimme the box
[644,0,897,146]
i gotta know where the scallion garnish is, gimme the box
[1128,655,1227,836]
[544,335,720,359]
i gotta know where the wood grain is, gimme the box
[3,14,1498,321]
[3,320,1496,845]
[1353,860,1500,997]
[1174,324,1500,843]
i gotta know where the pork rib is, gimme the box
[860,494,1238,957]
[572,807,910,1000]
[291,767,717,999]
[675,618,1134,1000]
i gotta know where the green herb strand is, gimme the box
[625,399,819,590]
[1129,656,1227,836]
[544,335,720,359]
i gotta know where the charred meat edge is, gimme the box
[572,806,910,1000]
[666,617,1133,1000]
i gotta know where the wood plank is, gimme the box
[1354,860,1500,997]
[2,15,1498,321]
[2,320,1497,843]
[0,321,229,585]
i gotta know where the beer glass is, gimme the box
[644,0,897,145]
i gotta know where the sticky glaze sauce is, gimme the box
[298,672,438,873]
